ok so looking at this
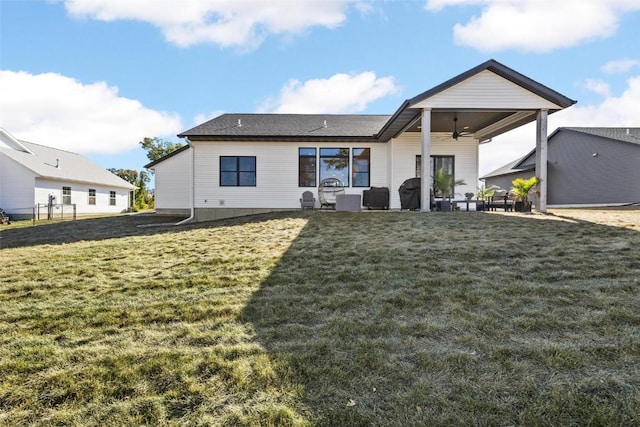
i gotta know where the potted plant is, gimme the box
[476,185,500,211]
[434,168,466,211]
[510,176,540,212]
[464,192,474,200]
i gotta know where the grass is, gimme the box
[1,209,639,426]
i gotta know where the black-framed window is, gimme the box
[62,186,72,205]
[220,156,256,186]
[352,148,370,187]
[298,148,316,187]
[88,189,96,205]
[109,191,116,206]
[319,148,349,186]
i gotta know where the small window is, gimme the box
[62,186,72,205]
[109,191,116,206]
[220,156,256,187]
[352,148,370,187]
[88,189,96,205]
[298,148,316,187]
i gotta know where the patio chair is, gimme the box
[318,178,345,209]
[0,208,10,225]
[300,191,316,210]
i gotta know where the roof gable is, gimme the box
[408,59,576,110]
[144,144,190,169]
[410,70,563,110]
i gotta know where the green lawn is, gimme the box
[1,211,639,426]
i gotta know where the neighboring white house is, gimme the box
[146,59,576,221]
[0,128,136,219]
[481,127,640,207]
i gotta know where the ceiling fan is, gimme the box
[452,115,473,140]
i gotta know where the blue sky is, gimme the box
[2,0,640,177]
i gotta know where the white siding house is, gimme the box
[147,60,576,221]
[0,128,136,219]
[148,145,192,216]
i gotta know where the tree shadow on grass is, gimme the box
[240,211,640,426]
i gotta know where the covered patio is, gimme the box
[377,60,577,212]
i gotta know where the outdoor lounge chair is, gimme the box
[300,191,316,210]
[318,178,345,209]
[0,208,10,225]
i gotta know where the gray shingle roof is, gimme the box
[179,60,577,144]
[563,127,640,145]
[179,114,391,140]
[480,156,534,180]
[0,141,136,189]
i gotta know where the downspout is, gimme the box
[176,137,195,225]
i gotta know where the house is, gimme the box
[481,127,640,207]
[0,128,136,219]
[146,59,576,221]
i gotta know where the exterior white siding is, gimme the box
[411,70,561,110]
[0,155,36,216]
[389,133,478,208]
[192,141,388,210]
[189,134,477,212]
[34,179,130,214]
[153,148,191,211]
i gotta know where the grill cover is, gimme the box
[398,178,421,210]
[362,187,389,209]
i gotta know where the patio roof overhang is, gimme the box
[375,59,576,142]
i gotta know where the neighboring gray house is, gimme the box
[481,127,640,207]
[0,128,136,218]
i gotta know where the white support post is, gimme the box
[421,108,432,212]
[535,109,548,212]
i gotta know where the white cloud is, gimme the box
[258,72,399,114]
[64,0,357,49]
[0,70,182,155]
[480,73,640,175]
[193,110,225,126]
[602,58,640,74]
[584,78,612,98]
[425,0,640,53]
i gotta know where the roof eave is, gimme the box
[182,135,380,143]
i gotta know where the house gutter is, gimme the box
[176,137,195,225]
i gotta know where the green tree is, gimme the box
[108,168,152,211]
[140,137,184,163]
